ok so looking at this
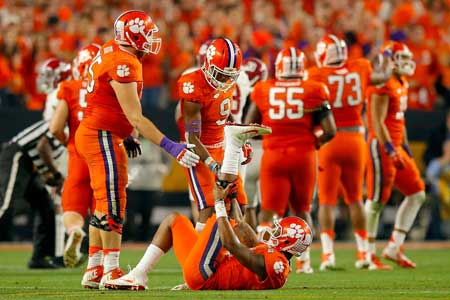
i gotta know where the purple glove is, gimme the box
[160,136,200,167]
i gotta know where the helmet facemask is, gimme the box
[202,63,240,91]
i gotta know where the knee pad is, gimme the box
[408,191,426,205]
[364,200,384,215]
[89,214,123,234]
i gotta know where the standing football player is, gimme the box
[49,43,101,269]
[75,10,199,289]
[365,41,426,270]
[234,57,268,229]
[179,38,268,233]
[307,34,391,270]
[246,47,336,274]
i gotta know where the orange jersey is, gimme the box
[202,243,290,290]
[251,79,330,150]
[82,40,143,138]
[57,79,87,152]
[178,69,234,146]
[367,76,408,146]
[308,58,372,128]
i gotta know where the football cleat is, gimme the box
[81,265,104,289]
[295,259,314,274]
[382,246,416,268]
[368,254,393,271]
[355,251,370,269]
[64,227,86,268]
[99,268,124,290]
[224,123,272,148]
[104,270,148,291]
[319,253,336,271]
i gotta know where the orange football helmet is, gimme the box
[382,41,415,76]
[275,47,306,79]
[37,58,71,94]
[201,38,242,91]
[314,34,348,67]
[260,216,312,257]
[242,57,268,86]
[114,10,161,55]
[72,43,101,80]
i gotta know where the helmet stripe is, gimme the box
[289,47,297,72]
[328,34,342,58]
[223,38,235,68]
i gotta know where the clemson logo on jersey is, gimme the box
[129,18,145,34]
[117,65,130,77]
[273,261,285,274]
[206,45,216,62]
[183,82,194,94]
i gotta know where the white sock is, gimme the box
[87,248,103,268]
[298,248,310,261]
[364,200,383,240]
[134,244,164,276]
[388,230,406,250]
[221,138,241,176]
[394,191,426,233]
[55,213,64,257]
[354,231,368,253]
[195,222,205,232]
[320,231,334,254]
[103,250,120,273]
[368,242,376,255]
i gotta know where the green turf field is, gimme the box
[1,246,449,300]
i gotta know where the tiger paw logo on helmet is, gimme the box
[206,45,216,62]
[117,65,130,77]
[129,18,145,34]
[287,223,306,239]
[273,261,285,274]
[182,82,194,94]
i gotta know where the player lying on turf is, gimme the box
[104,124,312,291]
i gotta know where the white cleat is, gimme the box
[171,283,190,291]
[64,227,86,268]
[104,270,148,291]
[319,253,336,271]
[224,123,272,147]
[295,259,314,274]
[355,251,370,269]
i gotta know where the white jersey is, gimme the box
[43,88,59,122]
[231,71,252,123]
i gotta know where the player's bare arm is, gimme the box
[370,93,391,144]
[49,100,69,144]
[313,102,336,148]
[182,100,211,161]
[37,136,64,194]
[111,80,165,145]
[214,184,267,281]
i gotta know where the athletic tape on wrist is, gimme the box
[215,200,227,218]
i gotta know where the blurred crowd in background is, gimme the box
[0,0,449,111]
[1,0,450,241]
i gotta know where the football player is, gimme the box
[237,57,269,229]
[178,38,268,232]
[75,10,200,289]
[37,58,72,266]
[246,47,336,274]
[49,43,101,269]
[307,34,391,271]
[365,41,426,270]
[103,124,310,291]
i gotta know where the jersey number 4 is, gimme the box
[328,73,362,108]
[269,87,304,120]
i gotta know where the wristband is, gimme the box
[205,156,218,172]
[215,199,227,218]
[384,142,396,155]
